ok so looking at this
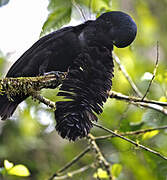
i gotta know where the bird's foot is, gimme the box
[42,71,67,89]
[44,71,65,78]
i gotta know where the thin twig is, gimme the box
[57,146,90,174]
[30,89,167,162]
[49,147,90,180]
[50,164,93,180]
[87,134,113,180]
[142,41,159,100]
[110,91,167,106]
[110,91,167,115]
[131,101,167,115]
[30,91,56,109]
[92,122,167,161]
[88,0,92,19]
[95,125,167,140]
[113,53,143,97]
[72,0,87,21]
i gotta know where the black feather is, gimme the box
[55,46,114,141]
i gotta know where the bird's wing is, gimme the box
[6,26,76,77]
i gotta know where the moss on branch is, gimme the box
[0,73,67,101]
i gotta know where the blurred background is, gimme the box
[0,0,167,179]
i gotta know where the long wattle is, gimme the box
[55,46,114,141]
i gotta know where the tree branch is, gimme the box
[113,53,143,97]
[95,125,167,140]
[31,91,56,109]
[0,73,66,101]
[87,134,113,180]
[72,0,87,21]
[57,146,90,175]
[110,91,167,106]
[49,164,93,180]
[1,61,167,179]
[92,122,167,161]
[110,91,167,115]
[142,41,159,100]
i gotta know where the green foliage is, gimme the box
[0,160,30,177]
[111,163,122,178]
[142,130,159,140]
[91,0,111,13]
[41,0,72,36]
[1,0,167,180]
[41,0,112,36]
[142,109,167,127]
[93,168,109,179]
[93,164,122,179]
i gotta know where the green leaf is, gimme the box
[111,164,122,178]
[159,96,167,102]
[8,165,30,177]
[4,160,30,177]
[93,168,108,179]
[75,0,90,7]
[142,130,159,140]
[41,0,72,35]
[120,120,131,132]
[142,109,167,127]
[4,160,14,170]
[91,0,111,13]
[76,0,111,11]
[47,0,70,12]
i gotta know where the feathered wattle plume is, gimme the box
[55,46,114,141]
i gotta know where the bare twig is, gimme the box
[50,164,93,180]
[142,41,159,100]
[110,91,167,115]
[92,122,167,161]
[110,91,167,106]
[30,91,56,109]
[57,146,90,174]
[49,147,90,180]
[131,101,167,115]
[72,0,87,21]
[87,134,113,180]
[95,125,167,140]
[113,53,143,97]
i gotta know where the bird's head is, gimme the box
[96,11,137,48]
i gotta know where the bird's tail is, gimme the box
[0,94,20,120]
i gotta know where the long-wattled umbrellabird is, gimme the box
[0,11,137,140]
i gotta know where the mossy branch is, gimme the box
[0,72,66,101]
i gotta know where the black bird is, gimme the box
[0,11,137,120]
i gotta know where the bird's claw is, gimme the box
[44,71,65,78]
